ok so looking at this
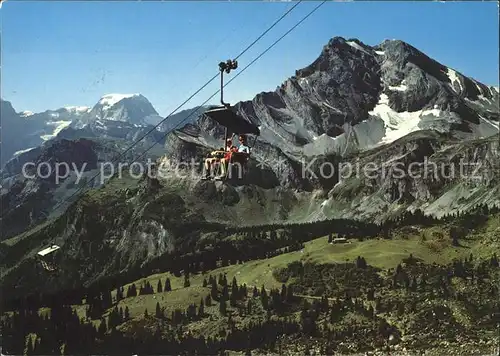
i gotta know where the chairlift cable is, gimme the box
[233,0,302,61]
[172,1,328,133]
[131,1,327,164]
[193,0,299,71]
[6,1,305,224]
[164,1,300,122]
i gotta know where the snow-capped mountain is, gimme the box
[166,37,498,171]
[62,93,174,148]
[1,94,168,168]
[1,91,212,171]
[73,93,162,129]
[36,107,91,141]
[0,100,90,165]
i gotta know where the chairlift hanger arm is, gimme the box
[219,59,238,107]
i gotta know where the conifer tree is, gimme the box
[239,284,247,298]
[116,286,124,302]
[281,284,287,301]
[253,286,259,297]
[231,277,239,299]
[260,286,269,310]
[286,285,294,303]
[222,284,229,300]
[198,299,205,317]
[155,302,162,318]
[211,280,218,300]
[165,278,172,292]
[98,318,107,338]
[219,298,227,315]
[410,277,418,292]
[230,291,238,307]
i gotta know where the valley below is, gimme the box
[2,208,499,355]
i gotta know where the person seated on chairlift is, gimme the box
[237,134,250,154]
[219,135,250,179]
[204,138,233,179]
[225,143,238,161]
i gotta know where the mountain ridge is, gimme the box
[229,37,498,152]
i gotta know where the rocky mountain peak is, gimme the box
[179,36,498,179]
[84,93,159,125]
[1,99,17,118]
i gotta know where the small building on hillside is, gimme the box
[331,237,348,244]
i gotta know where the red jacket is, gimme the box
[224,146,237,160]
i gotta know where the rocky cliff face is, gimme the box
[1,139,108,239]
[163,36,498,212]
[323,133,500,223]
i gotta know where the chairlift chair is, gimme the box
[202,59,260,180]
[36,244,60,272]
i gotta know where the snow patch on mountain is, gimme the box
[13,147,36,156]
[474,82,484,95]
[298,78,310,89]
[40,120,72,141]
[20,111,34,117]
[64,106,91,114]
[98,94,140,109]
[322,101,344,112]
[315,133,335,142]
[388,84,408,92]
[446,68,463,93]
[346,41,371,55]
[479,115,499,130]
[368,93,445,144]
[464,84,500,117]
[475,94,497,108]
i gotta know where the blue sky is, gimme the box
[2,1,498,115]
